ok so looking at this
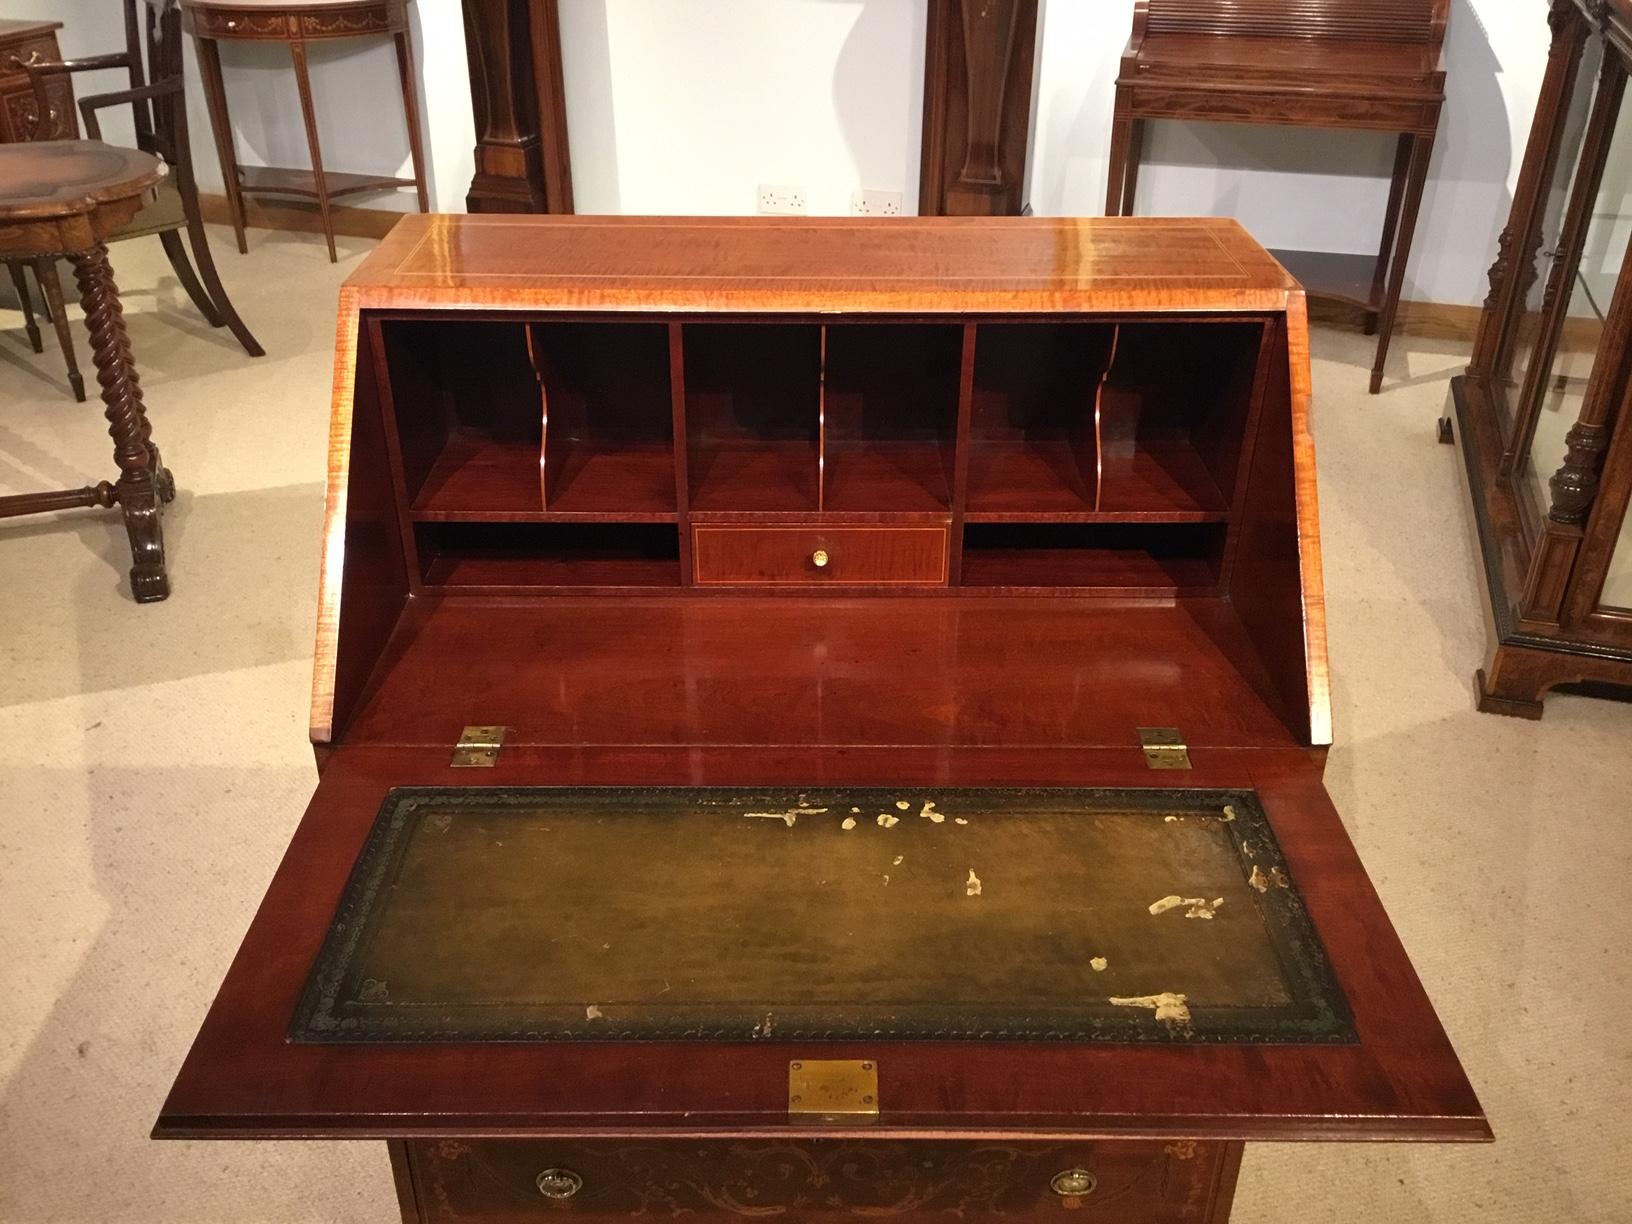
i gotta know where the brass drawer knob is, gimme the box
[811,549,830,568]
[1050,1168,1097,1197]
[536,1168,583,1199]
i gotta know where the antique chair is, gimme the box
[1104,0,1448,394]
[6,0,261,401]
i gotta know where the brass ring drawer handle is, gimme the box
[536,1168,583,1199]
[811,549,830,568]
[1050,1168,1097,1197]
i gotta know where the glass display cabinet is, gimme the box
[1446,0,1632,716]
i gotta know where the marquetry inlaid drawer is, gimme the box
[691,524,949,585]
[403,1139,1238,1223]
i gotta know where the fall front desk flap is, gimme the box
[290,787,1353,1045]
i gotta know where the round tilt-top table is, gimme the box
[0,141,176,603]
[180,0,429,264]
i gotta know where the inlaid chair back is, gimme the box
[1139,0,1447,48]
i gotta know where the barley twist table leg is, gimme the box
[69,242,172,602]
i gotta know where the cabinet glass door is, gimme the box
[1511,57,1632,541]
[1501,35,1604,440]
[1601,503,1632,610]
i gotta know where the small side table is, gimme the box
[0,141,175,602]
[180,0,429,263]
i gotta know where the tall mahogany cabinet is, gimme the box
[1447,0,1632,716]
[157,216,1484,1223]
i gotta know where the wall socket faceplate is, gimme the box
[757,184,807,214]
[850,189,903,216]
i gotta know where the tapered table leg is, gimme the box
[290,38,338,263]
[69,241,171,602]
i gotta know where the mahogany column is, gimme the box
[919,0,1040,216]
[461,0,572,213]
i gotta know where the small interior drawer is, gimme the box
[404,1138,1239,1222]
[692,524,949,585]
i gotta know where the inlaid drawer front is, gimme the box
[189,9,293,38]
[692,525,949,585]
[1128,86,1432,132]
[406,1139,1236,1222]
[299,7,397,38]
[1,79,75,142]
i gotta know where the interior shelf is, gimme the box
[370,312,1271,590]
[416,523,681,589]
[685,323,822,512]
[412,432,542,519]
[824,440,952,515]
[959,523,1224,592]
[688,440,822,513]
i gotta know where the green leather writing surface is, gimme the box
[292,787,1352,1044]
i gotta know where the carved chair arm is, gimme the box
[21,52,135,139]
[76,78,182,142]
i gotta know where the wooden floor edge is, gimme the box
[194,194,1487,342]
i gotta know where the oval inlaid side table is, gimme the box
[0,141,176,603]
[181,0,429,263]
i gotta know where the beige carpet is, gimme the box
[1,227,1629,1223]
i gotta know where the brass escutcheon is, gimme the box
[1050,1168,1097,1197]
[536,1168,583,1199]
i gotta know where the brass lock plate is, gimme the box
[788,1059,878,1122]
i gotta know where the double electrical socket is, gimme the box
[757,184,806,214]
[850,189,903,216]
[755,185,905,216]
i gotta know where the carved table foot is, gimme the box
[70,242,171,603]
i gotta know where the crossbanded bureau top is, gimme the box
[344,215,1301,316]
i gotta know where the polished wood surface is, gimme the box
[345,214,1299,311]
[159,217,1481,1223]
[1106,0,1448,395]
[1449,0,1632,715]
[0,139,174,601]
[155,744,1486,1142]
[0,18,76,144]
[180,0,427,263]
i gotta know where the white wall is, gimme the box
[29,0,473,212]
[17,0,1564,308]
[558,0,926,216]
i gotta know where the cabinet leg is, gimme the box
[194,35,248,255]
[1105,101,1133,217]
[70,243,170,603]
[1475,663,1546,720]
[1369,130,1436,394]
[35,257,85,402]
[393,29,431,213]
[290,38,338,263]
[7,261,42,353]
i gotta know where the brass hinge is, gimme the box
[1138,726,1191,770]
[788,1059,879,1123]
[451,725,507,768]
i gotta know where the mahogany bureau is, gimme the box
[155,216,1487,1222]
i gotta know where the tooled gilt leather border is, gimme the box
[289,786,1356,1045]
